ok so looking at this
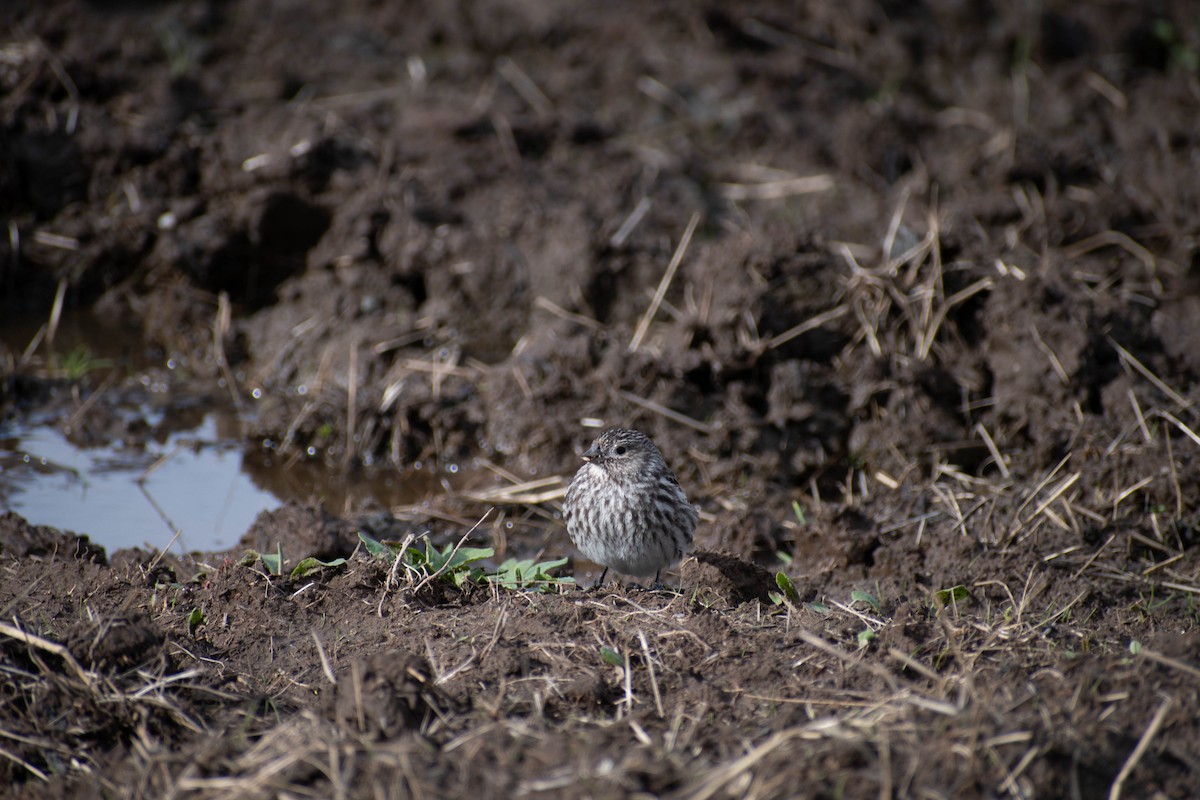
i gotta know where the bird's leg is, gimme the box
[595,566,609,588]
[647,569,670,592]
[649,570,681,593]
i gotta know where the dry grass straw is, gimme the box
[0,615,230,785]
[18,278,69,367]
[212,292,244,416]
[677,584,1108,799]
[343,341,358,471]
[617,388,715,434]
[629,212,701,353]
[1108,698,1172,800]
[464,475,568,505]
[534,295,604,332]
[610,196,652,247]
[495,56,552,117]
[26,564,1189,799]
[719,171,834,201]
[836,195,993,365]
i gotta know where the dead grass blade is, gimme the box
[795,629,899,693]
[533,295,604,331]
[1030,324,1070,384]
[464,476,569,505]
[1006,453,1072,541]
[0,743,49,782]
[1157,410,1200,449]
[1126,388,1153,443]
[629,212,700,353]
[312,631,337,686]
[1109,338,1193,415]
[617,389,714,434]
[213,291,245,415]
[45,277,67,349]
[1108,697,1172,800]
[610,196,652,247]
[495,56,552,116]
[637,629,665,718]
[974,422,1011,480]
[1140,649,1200,682]
[0,621,95,688]
[765,305,849,351]
[684,727,804,800]
[344,342,358,470]
[916,276,993,361]
[719,173,834,201]
[1063,230,1156,272]
[66,367,119,434]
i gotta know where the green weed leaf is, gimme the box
[851,590,879,611]
[259,543,284,575]
[486,557,574,592]
[291,556,347,578]
[934,585,969,606]
[775,572,801,604]
[358,531,398,563]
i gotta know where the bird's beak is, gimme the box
[582,444,601,462]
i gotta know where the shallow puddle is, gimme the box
[1,309,447,554]
[0,403,455,555]
[1,410,278,553]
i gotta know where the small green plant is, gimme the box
[357,531,571,591]
[851,590,879,611]
[154,20,203,77]
[237,543,285,575]
[56,346,112,380]
[933,584,969,606]
[768,571,801,605]
[409,540,494,587]
[360,531,491,588]
[600,646,623,667]
[856,628,875,648]
[259,543,284,575]
[486,556,575,592]
[1153,19,1199,72]
[791,501,807,525]
[236,543,347,578]
[357,533,396,563]
[187,607,206,636]
[291,556,348,577]
[1130,588,1171,618]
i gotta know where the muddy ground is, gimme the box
[3,1,1200,797]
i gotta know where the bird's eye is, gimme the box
[614,445,626,456]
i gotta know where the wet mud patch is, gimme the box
[4,0,1200,797]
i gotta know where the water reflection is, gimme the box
[0,308,466,555]
[1,412,278,553]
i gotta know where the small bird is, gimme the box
[563,427,698,586]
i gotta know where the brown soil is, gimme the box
[3,1,1200,797]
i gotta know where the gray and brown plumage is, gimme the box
[563,428,698,585]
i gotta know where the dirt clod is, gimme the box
[324,651,447,738]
